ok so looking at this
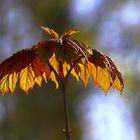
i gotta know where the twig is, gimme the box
[61,79,72,140]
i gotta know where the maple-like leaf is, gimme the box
[88,49,124,93]
[0,48,51,95]
[0,26,124,95]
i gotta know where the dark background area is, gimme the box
[0,0,140,140]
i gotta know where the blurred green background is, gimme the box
[0,0,140,140]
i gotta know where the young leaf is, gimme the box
[41,26,59,39]
[20,66,35,93]
[0,26,124,95]
[88,49,124,93]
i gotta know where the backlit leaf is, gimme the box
[0,75,9,95]
[61,30,80,38]
[89,49,124,93]
[42,73,48,83]
[49,72,59,89]
[41,26,59,39]
[8,73,18,93]
[36,40,55,62]
[35,76,42,87]
[31,56,51,78]
[49,54,59,74]
[75,59,91,87]
[63,62,70,77]
[19,66,35,93]
[0,49,36,80]
[95,67,111,94]
[0,26,124,95]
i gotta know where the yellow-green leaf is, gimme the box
[19,66,35,93]
[0,75,9,95]
[49,72,59,89]
[8,72,18,93]
[35,75,42,87]
[76,60,91,87]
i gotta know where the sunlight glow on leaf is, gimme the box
[0,26,124,95]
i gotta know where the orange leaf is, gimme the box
[0,49,36,80]
[8,72,18,93]
[61,30,79,38]
[89,49,124,93]
[0,75,10,95]
[75,59,91,87]
[31,56,51,78]
[35,76,42,87]
[41,63,51,79]
[0,48,51,94]
[49,72,59,89]
[0,26,124,94]
[19,66,35,93]
[41,26,59,39]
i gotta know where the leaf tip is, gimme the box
[41,26,59,39]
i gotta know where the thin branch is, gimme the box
[46,57,83,140]
[46,61,61,84]
[65,56,83,79]
[61,79,72,140]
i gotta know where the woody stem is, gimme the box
[61,78,71,140]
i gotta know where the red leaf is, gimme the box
[59,61,64,78]
[31,55,51,78]
[0,49,36,80]
[41,63,51,79]
[88,49,124,92]
[105,56,124,86]
[31,56,43,76]
[88,49,106,68]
